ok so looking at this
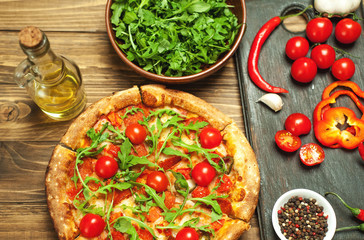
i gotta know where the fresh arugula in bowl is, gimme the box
[110,0,240,77]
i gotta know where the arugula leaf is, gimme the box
[114,216,157,239]
[113,218,139,240]
[131,181,168,212]
[162,147,190,160]
[170,136,227,173]
[190,194,227,215]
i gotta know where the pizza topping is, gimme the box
[176,227,199,240]
[69,105,234,239]
[191,186,210,198]
[191,161,216,187]
[217,198,233,216]
[125,123,147,145]
[215,174,233,193]
[95,156,119,179]
[146,171,169,192]
[79,213,106,238]
[145,206,162,222]
[199,127,223,149]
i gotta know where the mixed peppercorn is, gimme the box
[278,196,328,240]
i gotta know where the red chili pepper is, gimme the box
[247,6,312,93]
[358,142,364,161]
[325,192,364,221]
[313,90,364,149]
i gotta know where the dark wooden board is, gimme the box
[236,0,364,239]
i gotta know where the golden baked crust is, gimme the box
[140,84,232,131]
[45,145,79,240]
[213,218,251,240]
[61,85,141,150]
[222,122,260,222]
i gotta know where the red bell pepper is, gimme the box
[313,89,364,149]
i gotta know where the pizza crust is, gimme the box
[222,122,260,222]
[140,84,232,131]
[61,85,141,150]
[213,218,251,240]
[45,145,79,240]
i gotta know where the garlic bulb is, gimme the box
[257,93,283,112]
[314,0,361,16]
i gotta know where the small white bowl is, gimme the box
[272,189,336,240]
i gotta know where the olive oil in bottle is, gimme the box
[14,26,86,121]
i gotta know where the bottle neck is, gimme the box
[20,33,64,84]
[21,33,59,64]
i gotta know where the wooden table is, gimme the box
[0,0,260,239]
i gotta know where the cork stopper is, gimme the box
[19,26,43,48]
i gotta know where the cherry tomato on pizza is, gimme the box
[285,36,309,60]
[191,161,216,187]
[331,58,355,81]
[310,44,336,69]
[125,123,147,145]
[335,18,362,44]
[95,156,119,179]
[275,130,301,152]
[146,171,169,192]
[284,113,312,136]
[79,213,106,238]
[306,17,333,43]
[291,57,317,83]
[176,227,199,240]
[199,127,222,149]
[299,143,325,166]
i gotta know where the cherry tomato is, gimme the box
[199,127,222,149]
[299,143,325,166]
[331,58,355,81]
[146,171,169,192]
[285,36,309,60]
[176,227,199,240]
[79,213,106,238]
[335,18,362,44]
[306,17,333,43]
[284,113,312,136]
[125,123,147,145]
[310,44,336,69]
[191,161,216,187]
[275,130,301,152]
[95,156,119,179]
[291,57,317,83]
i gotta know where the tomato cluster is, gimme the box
[286,17,361,83]
[275,113,325,166]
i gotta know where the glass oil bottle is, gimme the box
[14,26,86,121]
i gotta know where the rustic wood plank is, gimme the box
[0,0,106,32]
[238,0,364,239]
[0,141,57,202]
[0,203,58,239]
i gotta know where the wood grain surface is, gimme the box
[0,0,260,239]
[238,0,364,239]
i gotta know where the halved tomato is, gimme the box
[299,143,325,166]
[275,130,301,152]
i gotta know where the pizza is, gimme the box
[45,85,260,240]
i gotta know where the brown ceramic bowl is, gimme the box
[105,0,246,84]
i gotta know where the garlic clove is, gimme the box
[314,0,361,16]
[257,93,284,112]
